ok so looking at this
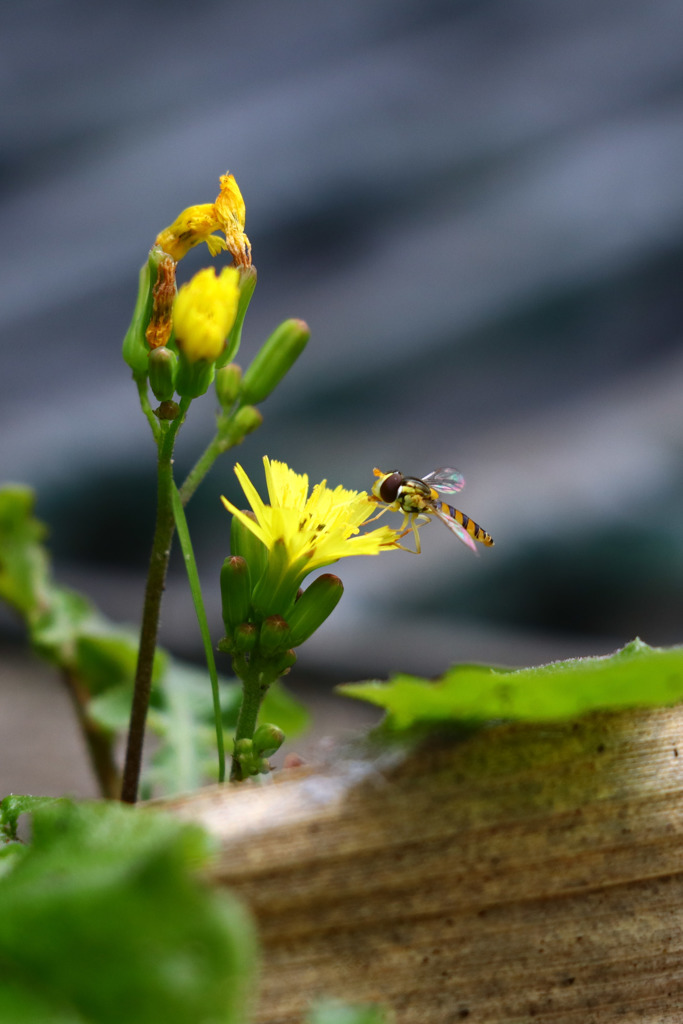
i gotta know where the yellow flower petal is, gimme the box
[222,456,400,593]
[155,203,227,262]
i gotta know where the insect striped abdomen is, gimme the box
[444,504,494,546]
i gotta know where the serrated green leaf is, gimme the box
[144,669,309,795]
[338,639,683,732]
[0,800,256,1024]
[146,662,235,795]
[76,625,167,696]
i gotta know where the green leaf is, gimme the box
[338,639,683,732]
[89,658,312,798]
[0,800,256,1024]
[0,980,87,1024]
[0,795,62,841]
[0,485,50,618]
[76,625,166,696]
[30,587,94,662]
[147,662,239,795]
[261,680,310,737]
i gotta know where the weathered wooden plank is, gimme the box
[163,705,683,1022]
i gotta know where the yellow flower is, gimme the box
[173,266,240,363]
[155,173,251,266]
[221,457,400,603]
[213,173,251,267]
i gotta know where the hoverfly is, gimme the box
[370,467,494,554]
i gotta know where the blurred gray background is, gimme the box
[3,0,683,794]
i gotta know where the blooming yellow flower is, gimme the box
[173,266,240,363]
[155,173,251,266]
[221,457,400,594]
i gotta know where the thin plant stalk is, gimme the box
[171,484,225,782]
[178,434,226,506]
[121,404,188,804]
[121,396,250,801]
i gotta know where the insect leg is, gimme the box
[395,513,426,554]
[363,503,393,525]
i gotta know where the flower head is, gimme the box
[155,173,251,266]
[221,457,400,616]
[173,266,240,363]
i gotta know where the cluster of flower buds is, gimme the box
[123,250,309,420]
[122,173,310,426]
[218,536,344,673]
[233,723,286,777]
[219,514,344,781]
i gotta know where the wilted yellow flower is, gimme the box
[222,457,400,593]
[155,173,251,266]
[213,173,251,267]
[174,266,240,363]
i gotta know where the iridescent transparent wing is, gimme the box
[421,467,466,495]
[433,507,478,553]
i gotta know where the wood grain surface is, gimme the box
[163,706,683,1023]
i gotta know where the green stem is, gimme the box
[171,484,225,782]
[136,376,161,441]
[179,434,225,506]
[120,400,190,804]
[179,403,253,505]
[230,657,278,781]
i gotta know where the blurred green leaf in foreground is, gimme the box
[339,639,683,732]
[0,799,256,1024]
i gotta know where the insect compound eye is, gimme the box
[379,472,403,503]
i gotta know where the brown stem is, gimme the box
[120,425,179,804]
[61,668,121,799]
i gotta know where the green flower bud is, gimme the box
[230,512,268,585]
[147,346,178,402]
[240,318,310,405]
[216,404,263,448]
[287,573,344,647]
[217,266,257,368]
[232,405,263,436]
[253,723,285,758]
[275,649,297,675]
[122,247,166,376]
[175,352,215,399]
[259,614,290,657]
[233,622,257,653]
[233,738,267,778]
[215,363,242,409]
[220,556,252,634]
